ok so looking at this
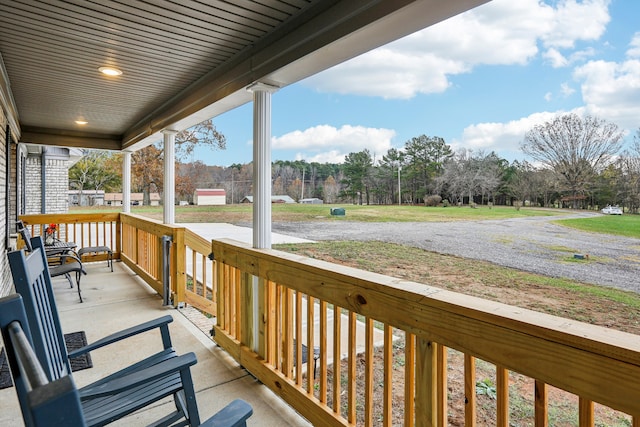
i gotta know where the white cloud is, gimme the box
[453,112,559,156]
[272,125,396,164]
[544,92,553,102]
[304,0,610,99]
[573,59,640,128]
[539,0,610,49]
[544,48,568,68]
[560,82,575,97]
[628,32,640,58]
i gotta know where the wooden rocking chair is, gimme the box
[0,294,253,427]
[7,244,204,426]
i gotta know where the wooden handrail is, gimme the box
[210,237,640,426]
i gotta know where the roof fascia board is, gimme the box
[20,127,121,151]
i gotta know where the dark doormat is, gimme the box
[0,331,92,389]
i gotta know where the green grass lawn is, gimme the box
[72,203,563,223]
[555,214,640,239]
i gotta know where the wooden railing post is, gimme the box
[115,213,122,259]
[173,227,186,306]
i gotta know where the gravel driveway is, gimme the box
[267,212,640,293]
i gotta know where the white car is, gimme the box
[601,205,623,215]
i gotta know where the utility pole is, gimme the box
[398,166,402,206]
[301,168,305,201]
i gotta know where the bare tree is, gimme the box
[174,119,226,162]
[521,113,624,208]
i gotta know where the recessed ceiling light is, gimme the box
[99,66,123,76]
[75,120,88,125]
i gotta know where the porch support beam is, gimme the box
[162,130,177,224]
[122,151,131,213]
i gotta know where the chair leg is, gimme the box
[76,272,83,303]
[178,368,200,426]
[64,272,73,288]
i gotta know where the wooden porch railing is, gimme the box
[19,213,121,265]
[19,213,215,310]
[17,214,640,426]
[209,238,640,427]
[119,214,214,309]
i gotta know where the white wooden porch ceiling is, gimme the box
[0,0,488,151]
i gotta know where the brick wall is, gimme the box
[0,106,13,297]
[25,154,42,214]
[45,156,69,213]
[24,150,70,214]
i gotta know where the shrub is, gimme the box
[424,195,442,207]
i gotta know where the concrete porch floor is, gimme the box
[0,259,311,426]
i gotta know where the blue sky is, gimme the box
[193,0,640,167]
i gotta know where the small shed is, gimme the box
[194,188,226,206]
[104,192,161,206]
[300,198,323,204]
[241,195,296,204]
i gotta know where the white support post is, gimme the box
[122,151,131,213]
[247,82,278,355]
[248,82,278,249]
[163,130,177,224]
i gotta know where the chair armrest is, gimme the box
[68,315,174,358]
[47,252,83,265]
[79,352,197,398]
[199,399,253,427]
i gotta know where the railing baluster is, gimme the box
[263,280,275,365]
[364,317,374,427]
[437,345,447,427]
[284,288,294,379]
[348,311,356,424]
[319,300,327,402]
[306,296,315,394]
[405,332,415,427]
[535,380,548,427]
[464,354,476,427]
[383,324,393,427]
[497,366,509,427]
[274,284,283,371]
[579,397,594,427]
[216,263,226,330]
[295,291,303,384]
[191,250,197,295]
[232,267,239,335]
[332,304,341,415]
[236,270,243,343]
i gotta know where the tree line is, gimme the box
[69,114,640,212]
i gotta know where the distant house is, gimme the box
[68,189,105,206]
[194,188,226,206]
[104,192,161,206]
[241,195,296,204]
[300,198,323,204]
